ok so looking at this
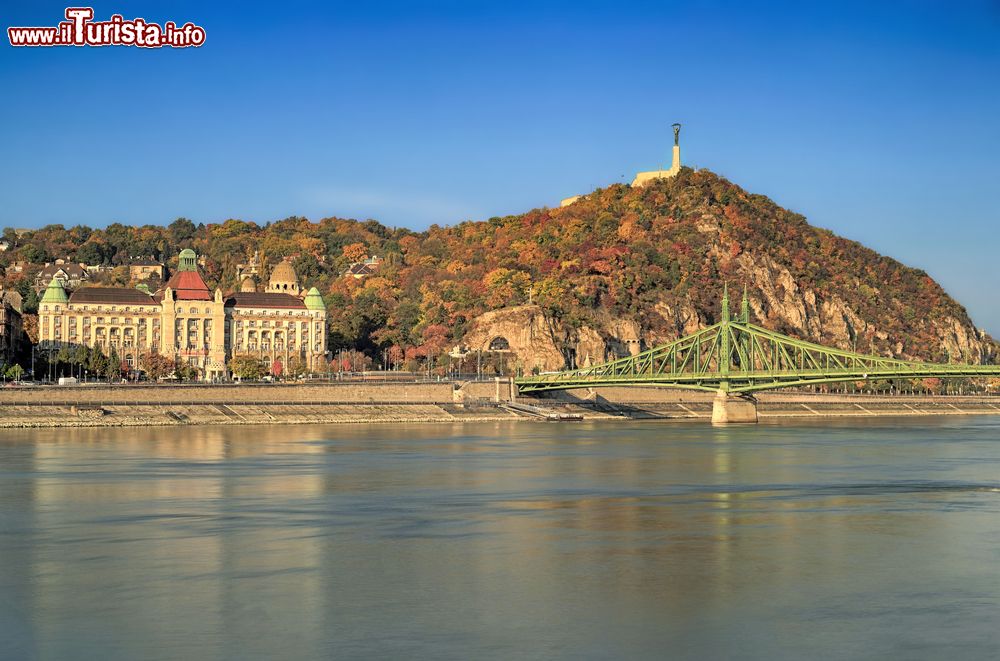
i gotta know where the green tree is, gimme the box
[174,363,199,381]
[107,346,122,380]
[229,354,265,380]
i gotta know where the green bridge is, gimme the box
[515,287,1000,423]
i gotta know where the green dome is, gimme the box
[178,248,197,272]
[40,278,68,305]
[304,287,325,311]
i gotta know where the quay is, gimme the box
[0,381,997,428]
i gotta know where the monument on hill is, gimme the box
[559,123,684,207]
[631,122,682,187]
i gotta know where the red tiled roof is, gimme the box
[69,287,157,305]
[163,270,212,300]
[225,292,306,309]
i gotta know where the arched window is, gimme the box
[489,337,510,351]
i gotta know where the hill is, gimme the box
[1,168,995,370]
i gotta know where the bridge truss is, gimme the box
[516,287,1000,394]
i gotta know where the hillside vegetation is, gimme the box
[2,168,993,365]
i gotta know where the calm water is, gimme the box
[1,418,999,660]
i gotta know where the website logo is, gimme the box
[8,7,206,48]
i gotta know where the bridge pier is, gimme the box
[711,391,758,424]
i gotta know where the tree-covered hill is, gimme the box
[2,168,994,365]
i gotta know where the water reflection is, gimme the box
[1,419,999,659]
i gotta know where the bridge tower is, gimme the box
[712,283,759,424]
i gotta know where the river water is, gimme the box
[1,418,999,660]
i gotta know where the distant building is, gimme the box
[236,250,263,292]
[37,248,327,380]
[34,259,91,293]
[0,287,25,365]
[128,259,165,282]
[0,240,9,252]
[344,255,382,279]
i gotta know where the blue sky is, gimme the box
[2,1,1000,333]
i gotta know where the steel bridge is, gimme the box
[515,287,1000,400]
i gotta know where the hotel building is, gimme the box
[37,249,327,380]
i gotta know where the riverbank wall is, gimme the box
[0,382,997,428]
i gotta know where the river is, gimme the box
[1,418,999,660]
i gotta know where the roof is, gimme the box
[68,287,157,305]
[225,292,306,309]
[40,278,68,304]
[130,259,162,267]
[38,262,88,279]
[269,259,298,285]
[162,270,212,300]
[346,263,376,276]
[304,287,325,311]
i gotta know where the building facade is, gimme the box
[37,249,327,380]
[128,259,165,282]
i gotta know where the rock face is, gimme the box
[461,305,566,372]
[462,169,996,371]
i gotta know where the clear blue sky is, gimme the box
[3,1,999,333]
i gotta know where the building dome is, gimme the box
[267,258,299,293]
[40,278,68,304]
[178,248,197,272]
[304,287,325,311]
[240,275,258,293]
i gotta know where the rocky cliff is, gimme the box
[459,169,995,370]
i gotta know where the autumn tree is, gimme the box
[229,354,265,380]
[141,352,175,381]
[342,242,368,263]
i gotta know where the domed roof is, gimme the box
[270,259,296,282]
[40,278,68,304]
[240,275,258,293]
[304,287,325,311]
[267,258,299,292]
[178,248,198,272]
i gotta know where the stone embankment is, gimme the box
[0,382,517,428]
[533,387,1000,420]
[0,382,998,428]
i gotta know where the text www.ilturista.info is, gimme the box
[8,7,205,48]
